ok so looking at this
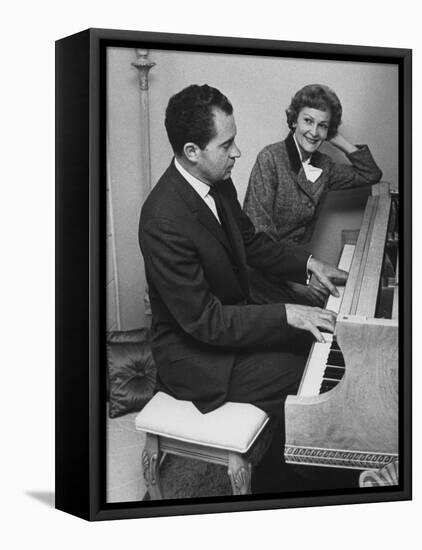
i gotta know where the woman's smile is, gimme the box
[293,107,331,159]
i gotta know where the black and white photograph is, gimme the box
[6,2,421,547]
[103,37,408,509]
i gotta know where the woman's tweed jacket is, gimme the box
[243,132,383,246]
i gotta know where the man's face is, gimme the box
[195,108,241,185]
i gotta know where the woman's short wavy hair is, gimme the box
[285,84,342,139]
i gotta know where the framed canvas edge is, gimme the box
[55,27,412,522]
[56,28,92,521]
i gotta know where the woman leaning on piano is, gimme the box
[243,84,383,306]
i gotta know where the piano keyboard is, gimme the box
[298,244,355,397]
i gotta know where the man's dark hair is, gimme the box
[165,84,233,156]
[285,84,342,139]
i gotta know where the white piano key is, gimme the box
[299,333,333,396]
[325,244,355,313]
[297,244,355,397]
[337,243,356,271]
[325,286,345,314]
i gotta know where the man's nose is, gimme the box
[231,143,241,158]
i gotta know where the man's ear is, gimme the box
[183,142,201,163]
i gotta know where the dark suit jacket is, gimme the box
[139,161,309,412]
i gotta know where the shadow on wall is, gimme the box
[310,186,371,265]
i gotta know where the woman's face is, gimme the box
[293,107,331,159]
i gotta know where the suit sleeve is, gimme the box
[327,145,383,191]
[140,217,295,348]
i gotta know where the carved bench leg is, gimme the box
[228,452,252,495]
[142,433,163,500]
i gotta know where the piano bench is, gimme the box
[135,391,271,499]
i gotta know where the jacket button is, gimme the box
[306,200,313,208]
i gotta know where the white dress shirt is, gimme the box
[293,134,323,183]
[174,158,221,223]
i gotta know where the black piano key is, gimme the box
[327,350,345,367]
[324,366,344,380]
[330,338,340,351]
[320,380,338,393]
[319,339,346,394]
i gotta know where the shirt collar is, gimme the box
[174,158,211,200]
[293,133,311,164]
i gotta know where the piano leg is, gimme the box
[292,465,360,491]
[359,460,399,488]
[252,420,360,494]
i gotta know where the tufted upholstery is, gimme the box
[106,328,156,418]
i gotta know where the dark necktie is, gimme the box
[208,184,238,257]
[208,183,249,298]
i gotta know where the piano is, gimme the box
[285,183,399,473]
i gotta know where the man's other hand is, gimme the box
[306,274,330,306]
[307,257,348,298]
[285,304,337,342]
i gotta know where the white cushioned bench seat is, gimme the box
[135,391,269,453]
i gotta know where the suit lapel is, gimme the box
[170,162,236,258]
[170,163,249,297]
[285,131,302,175]
[307,150,327,194]
[285,132,323,200]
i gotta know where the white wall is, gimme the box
[107,47,149,329]
[148,50,397,203]
[108,47,398,324]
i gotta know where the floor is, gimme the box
[106,410,147,503]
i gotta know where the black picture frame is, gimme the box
[55,27,412,521]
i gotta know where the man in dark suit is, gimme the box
[139,84,346,421]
